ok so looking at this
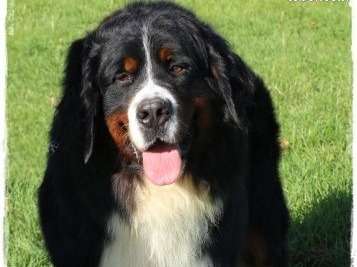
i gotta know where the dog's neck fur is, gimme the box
[100,177,222,267]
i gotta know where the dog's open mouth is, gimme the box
[141,141,182,186]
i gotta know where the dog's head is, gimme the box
[70,3,246,185]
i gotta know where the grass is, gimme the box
[6,0,352,266]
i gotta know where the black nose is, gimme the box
[137,97,173,128]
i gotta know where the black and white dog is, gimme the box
[39,2,289,267]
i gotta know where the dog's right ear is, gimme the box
[63,35,100,164]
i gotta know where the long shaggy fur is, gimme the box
[39,2,289,267]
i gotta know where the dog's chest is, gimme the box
[99,180,222,267]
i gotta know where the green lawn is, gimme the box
[6,0,352,266]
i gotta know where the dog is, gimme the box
[38,2,289,267]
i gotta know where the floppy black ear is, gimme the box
[80,37,100,164]
[206,43,240,126]
[62,35,100,164]
[206,39,259,130]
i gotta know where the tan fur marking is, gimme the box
[105,111,134,161]
[211,64,220,80]
[243,228,271,267]
[159,47,173,62]
[193,97,212,129]
[123,57,139,73]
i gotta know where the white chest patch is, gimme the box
[99,178,222,267]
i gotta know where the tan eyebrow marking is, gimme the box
[159,47,173,62]
[122,57,139,73]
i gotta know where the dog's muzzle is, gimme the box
[128,90,178,151]
[129,96,182,185]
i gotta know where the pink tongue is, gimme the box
[142,145,182,185]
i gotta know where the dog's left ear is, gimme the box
[206,42,240,126]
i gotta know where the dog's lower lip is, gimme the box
[134,138,176,153]
[145,140,176,152]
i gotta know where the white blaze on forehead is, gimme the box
[127,26,178,151]
[142,25,153,80]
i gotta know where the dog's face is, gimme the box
[101,24,206,150]
[81,4,239,185]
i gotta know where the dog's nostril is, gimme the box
[156,106,171,124]
[137,110,149,121]
[157,108,163,116]
[156,107,168,117]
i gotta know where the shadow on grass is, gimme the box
[289,191,351,267]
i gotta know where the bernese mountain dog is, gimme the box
[38,2,289,267]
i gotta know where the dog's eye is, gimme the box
[116,72,133,83]
[169,64,187,76]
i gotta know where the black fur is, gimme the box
[39,2,289,267]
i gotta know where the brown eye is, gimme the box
[169,65,186,76]
[116,72,133,83]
